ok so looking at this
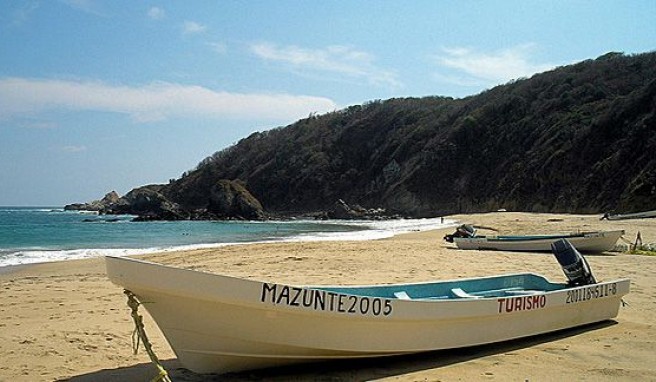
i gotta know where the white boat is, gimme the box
[105,240,629,375]
[601,210,656,220]
[446,227,624,252]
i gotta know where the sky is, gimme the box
[0,1,654,206]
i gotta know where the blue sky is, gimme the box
[1,1,654,206]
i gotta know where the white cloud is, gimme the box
[60,0,106,17]
[147,7,165,20]
[434,44,554,86]
[22,120,58,129]
[431,73,485,88]
[0,77,338,123]
[251,42,401,88]
[182,20,207,35]
[9,2,39,26]
[207,41,227,54]
[61,145,87,153]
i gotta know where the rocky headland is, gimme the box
[67,52,656,221]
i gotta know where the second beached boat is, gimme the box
[105,239,629,375]
[601,210,656,221]
[444,225,624,252]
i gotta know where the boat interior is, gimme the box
[315,273,564,300]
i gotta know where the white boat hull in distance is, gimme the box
[602,210,656,220]
[105,256,630,375]
[453,230,624,252]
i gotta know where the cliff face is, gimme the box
[71,52,656,219]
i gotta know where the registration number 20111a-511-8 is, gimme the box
[566,283,617,304]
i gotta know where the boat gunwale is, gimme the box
[106,255,558,292]
[105,256,628,306]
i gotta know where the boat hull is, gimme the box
[453,230,624,252]
[105,256,629,374]
[604,210,656,220]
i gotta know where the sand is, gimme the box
[1,212,655,381]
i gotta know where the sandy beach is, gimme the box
[1,212,655,381]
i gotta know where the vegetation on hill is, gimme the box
[73,52,656,219]
[164,52,655,217]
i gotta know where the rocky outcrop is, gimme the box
[112,186,187,220]
[66,180,266,221]
[64,191,120,212]
[207,180,265,220]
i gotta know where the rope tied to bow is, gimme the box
[124,289,172,382]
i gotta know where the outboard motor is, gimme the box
[550,239,596,286]
[444,224,477,243]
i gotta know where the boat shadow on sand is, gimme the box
[58,320,616,382]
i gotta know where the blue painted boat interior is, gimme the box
[493,233,585,241]
[317,274,565,300]
[469,233,586,242]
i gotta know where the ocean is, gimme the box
[0,207,454,267]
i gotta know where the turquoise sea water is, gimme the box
[0,207,453,267]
